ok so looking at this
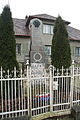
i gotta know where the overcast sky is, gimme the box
[0,0,80,30]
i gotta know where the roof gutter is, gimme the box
[15,34,31,37]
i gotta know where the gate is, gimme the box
[30,65,71,116]
[30,61,80,117]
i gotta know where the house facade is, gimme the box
[13,14,80,68]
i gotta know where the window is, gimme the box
[75,47,80,56]
[43,24,53,34]
[44,45,51,56]
[16,43,21,55]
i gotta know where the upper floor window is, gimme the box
[75,47,80,56]
[44,45,51,56]
[43,24,53,34]
[16,43,21,55]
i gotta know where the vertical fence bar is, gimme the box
[18,79,20,116]
[29,66,32,118]
[32,79,34,115]
[42,79,44,111]
[50,65,53,112]
[21,79,23,116]
[1,67,3,118]
[34,79,37,115]
[26,60,30,117]
[37,79,39,114]
[11,79,13,117]
[61,66,64,110]
[23,70,26,115]
[70,60,74,108]
[20,68,24,116]
[44,78,48,112]
[66,68,68,104]
[14,67,17,117]
[7,70,10,117]
[5,80,7,117]
[40,77,42,114]
[56,69,59,105]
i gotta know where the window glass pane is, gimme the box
[75,48,78,56]
[16,43,21,55]
[48,25,51,34]
[79,48,80,55]
[51,25,53,34]
[44,24,49,34]
[75,47,80,56]
[44,46,51,56]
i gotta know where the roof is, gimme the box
[31,14,57,21]
[26,14,70,26]
[67,26,80,40]
[13,15,80,41]
[13,18,31,37]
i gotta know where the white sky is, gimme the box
[0,0,80,30]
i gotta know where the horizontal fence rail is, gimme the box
[0,61,80,119]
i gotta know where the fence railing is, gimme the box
[0,66,28,119]
[0,61,80,119]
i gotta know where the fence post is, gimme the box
[70,60,74,108]
[29,66,32,119]
[26,60,30,116]
[50,65,53,112]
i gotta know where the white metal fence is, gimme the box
[0,61,80,119]
[0,67,28,119]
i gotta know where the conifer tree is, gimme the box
[51,16,71,69]
[0,5,19,72]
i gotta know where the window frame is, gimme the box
[43,24,53,34]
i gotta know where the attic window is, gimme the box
[43,24,53,34]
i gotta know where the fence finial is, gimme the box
[72,60,74,64]
[49,65,53,70]
[1,67,2,79]
[26,60,29,66]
